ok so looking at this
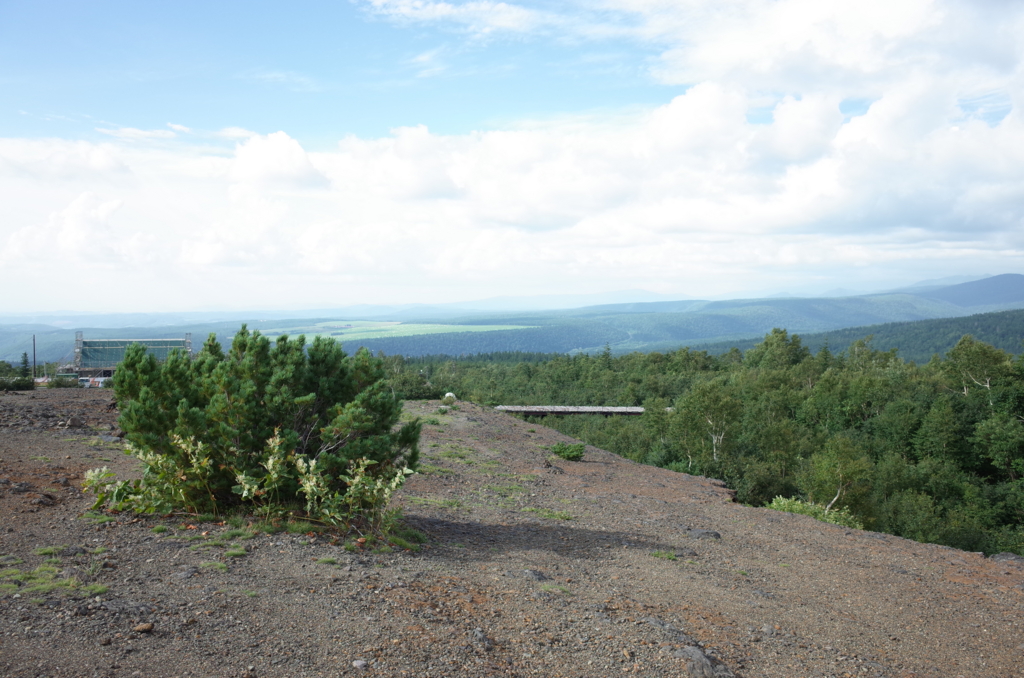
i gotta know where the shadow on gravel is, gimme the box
[404,515,696,563]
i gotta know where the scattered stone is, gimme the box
[99,637,112,646]
[352,659,369,670]
[990,552,1024,565]
[523,569,549,581]
[472,627,494,650]
[173,567,199,580]
[541,459,564,474]
[61,546,87,556]
[675,548,698,558]
[67,416,86,428]
[685,529,721,540]
[643,616,696,645]
[133,623,154,633]
[673,645,734,677]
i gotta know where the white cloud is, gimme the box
[217,127,259,139]
[167,123,192,133]
[2,0,1024,310]
[245,70,322,92]
[96,127,177,140]
[3,74,1023,310]
[410,47,449,77]
[1,191,147,264]
[228,131,329,188]
[364,0,549,34]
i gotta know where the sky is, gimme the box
[1,0,1023,312]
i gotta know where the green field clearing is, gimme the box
[261,321,532,343]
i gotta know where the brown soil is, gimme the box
[1,389,1022,677]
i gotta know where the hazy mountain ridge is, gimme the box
[3,274,1023,362]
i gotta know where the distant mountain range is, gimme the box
[3,273,1023,363]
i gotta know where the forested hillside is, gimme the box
[385,332,1024,556]
[694,309,1024,363]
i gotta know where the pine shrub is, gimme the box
[551,442,585,462]
[84,326,421,528]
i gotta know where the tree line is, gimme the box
[383,331,1024,556]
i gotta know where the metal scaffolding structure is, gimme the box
[74,332,192,377]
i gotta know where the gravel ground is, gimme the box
[1,389,1023,677]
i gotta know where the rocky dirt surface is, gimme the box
[1,389,1023,678]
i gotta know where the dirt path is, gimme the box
[1,390,1022,677]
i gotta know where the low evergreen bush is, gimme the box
[551,442,585,462]
[84,326,421,530]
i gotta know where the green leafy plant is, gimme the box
[651,550,677,560]
[84,327,421,531]
[46,376,82,389]
[550,442,585,462]
[767,496,864,529]
[0,376,34,391]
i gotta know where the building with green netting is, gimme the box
[74,332,192,377]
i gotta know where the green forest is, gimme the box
[384,331,1024,556]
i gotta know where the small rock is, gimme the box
[173,567,199,579]
[991,552,1024,565]
[686,529,721,540]
[133,623,154,633]
[99,637,112,646]
[352,659,368,670]
[675,548,698,558]
[673,645,734,677]
[472,627,494,650]
[523,569,550,581]
[67,416,86,428]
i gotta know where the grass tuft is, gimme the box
[522,507,574,520]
